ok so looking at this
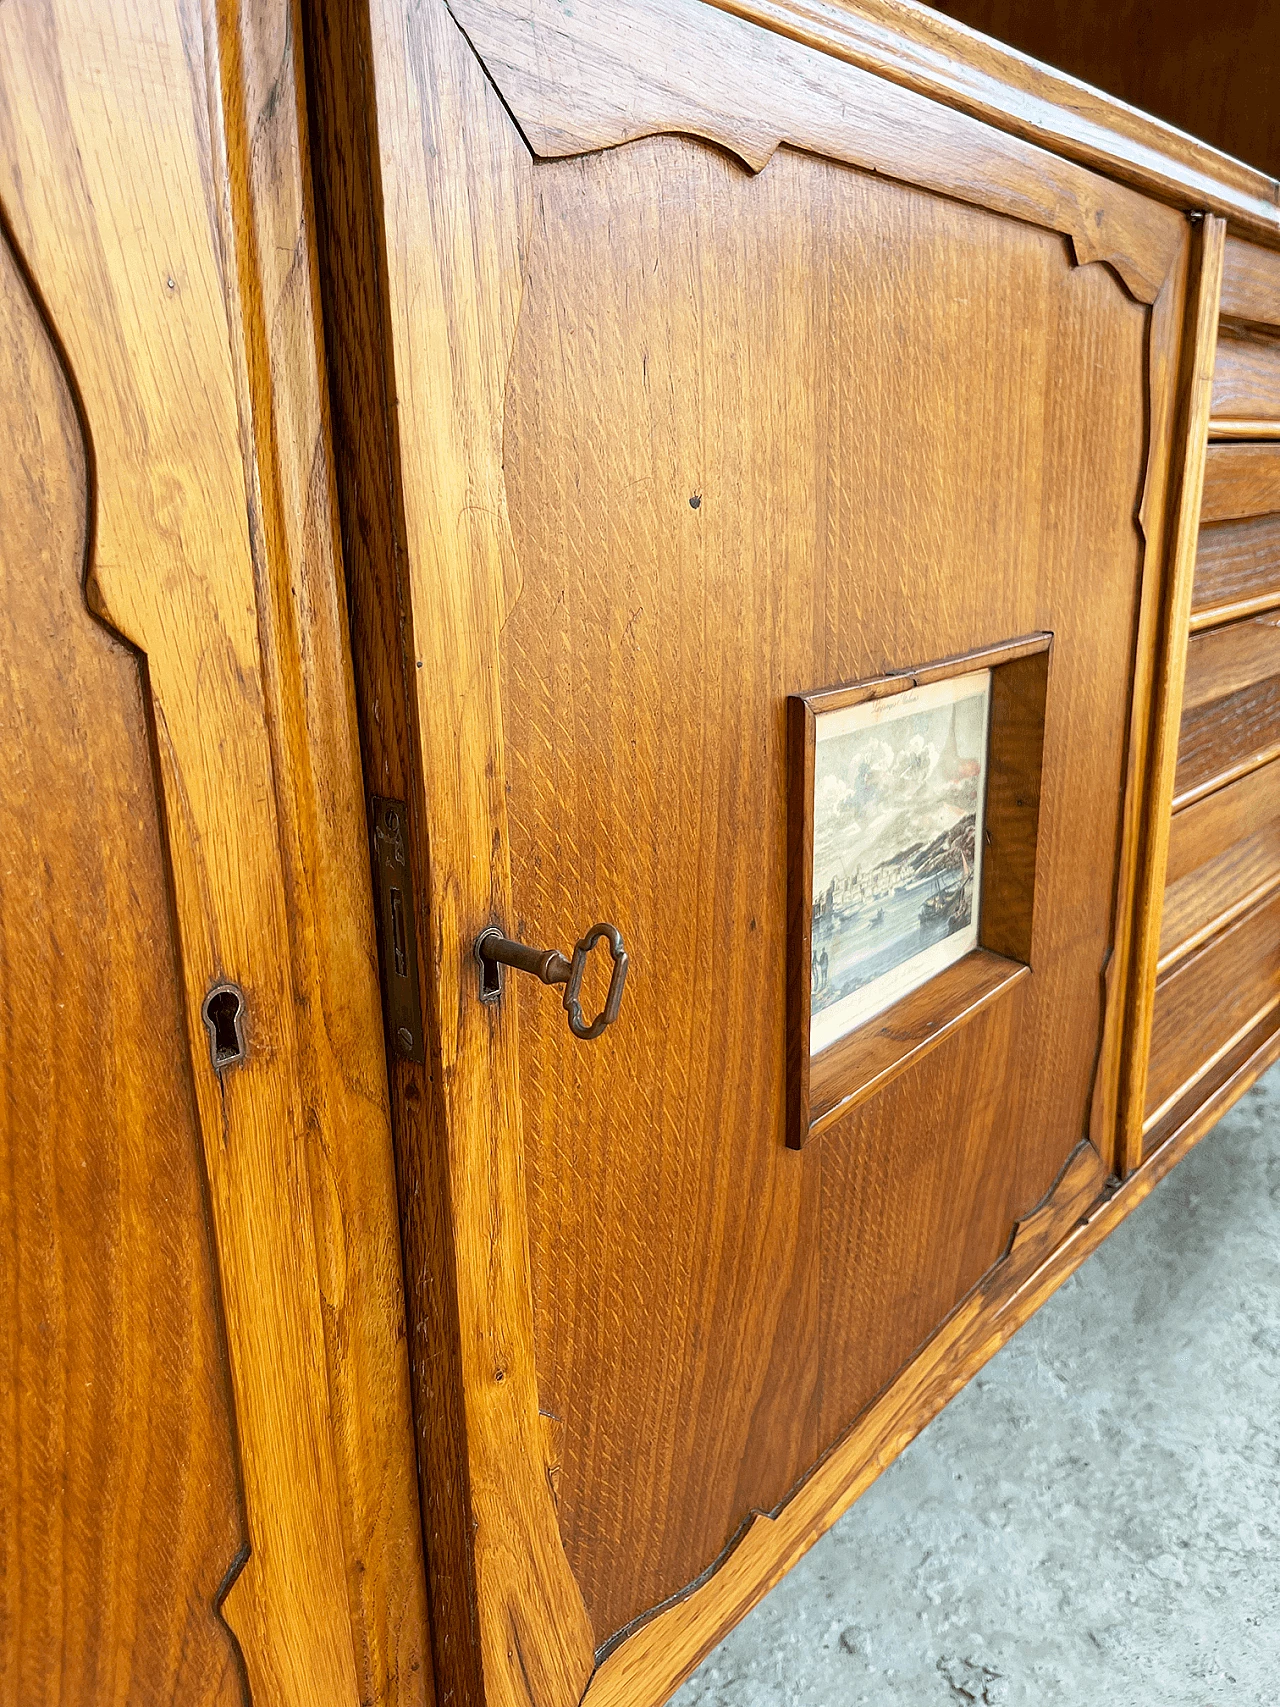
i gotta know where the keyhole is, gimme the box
[202,982,246,1070]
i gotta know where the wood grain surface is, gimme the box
[928,0,1280,185]
[0,2,430,1702]
[448,0,1181,305]
[307,2,598,1703]
[1175,676,1280,808]
[722,0,1280,230]
[1142,996,1280,1160]
[807,953,1029,1136]
[303,0,1245,1694]
[499,129,1166,1644]
[1191,514,1280,628]
[1182,611,1280,711]
[213,7,435,1700]
[580,1135,1111,1707]
[0,197,245,1707]
[1200,444,1280,523]
[1145,886,1280,1126]
[1167,755,1280,874]
[1211,325,1280,423]
[1175,614,1280,805]
[1220,234,1280,328]
[1159,828,1280,972]
[1160,756,1280,969]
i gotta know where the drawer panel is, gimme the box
[1175,617,1280,805]
[1200,444,1280,524]
[1182,612,1280,711]
[1161,759,1280,968]
[1220,236,1280,332]
[1146,887,1280,1126]
[1192,513,1280,626]
[1211,325,1280,423]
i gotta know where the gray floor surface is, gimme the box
[671,1064,1280,1707]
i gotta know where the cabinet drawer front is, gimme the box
[1176,615,1280,805]
[1220,236,1280,330]
[1192,513,1280,627]
[1199,444,1280,524]
[1161,759,1280,967]
[1212,325,1280,423]
[1146,887,1280,1126]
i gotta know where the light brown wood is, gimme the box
[808,952,1029,1134]
[1208,420,1280,441]
[1174,685,1280,809]
[0,200,245,1707]
[309,2,599,1703]
[927,0,1280,183]
[211,8,435,1700]
[585,963,1280,1704]
[1199,443,1280,523]
[1166,755,1280,883]
[1159,759,1280,970]
[1142,994,1280,1159]
[1144,886,1280,1128]
[1191,514,1280,627]
[707,0,1280,232]
[313,0,1198,1676]
[502,133,1165,1644]
[1158,840,1280,974]
[1182,611,1280,711]
[302,0,1265,1697]
[1174,615,1280,808]
[1220,233,1280,328]
[0,2,430,1702]
[581,1135,1111,1706]
[1115,213,1226,1178]
[1211,324,1280,423]
[448,0,1182,305]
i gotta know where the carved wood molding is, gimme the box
[446,0,1184,304]
[698,0,1280,237]
[0,2,430,1703]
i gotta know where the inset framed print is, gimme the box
[787,634,1052,1148]
[809,669,990,1057]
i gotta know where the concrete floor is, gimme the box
[672,1064,1280,1707]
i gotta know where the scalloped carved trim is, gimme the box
[447,0,1183,303]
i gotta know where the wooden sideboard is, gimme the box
[2,4,1278,1706]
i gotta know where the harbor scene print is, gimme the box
[809,670,991,1056]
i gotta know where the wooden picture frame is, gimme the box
[787,633,1053,1148]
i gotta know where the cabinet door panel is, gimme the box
[325,0,1188,1688]
[499,135,1152,1643]
[0,223,245,1707]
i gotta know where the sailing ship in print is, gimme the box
[809,670,991,1054]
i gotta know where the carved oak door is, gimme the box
[310,2,1202,1704]
[0,4,429,1704]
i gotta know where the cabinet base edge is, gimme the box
[582,1040,1277,1707]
